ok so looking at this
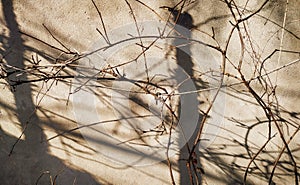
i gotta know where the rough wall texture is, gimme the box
[0,0,299,185]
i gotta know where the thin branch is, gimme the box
[42,24,72,53]
[263,49,300,63]
[19,31,74,54]
[275,0,289,84]
[124,0,150,82]
[134,0,164,20]
[238,0,270,23]
[269,124,300,184]
[45,115,152,142]
[91,0,111,44]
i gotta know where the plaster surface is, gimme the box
[0,0,299,184]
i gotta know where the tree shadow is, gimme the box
[201,114,300,184]
[0,1,101,184]
[1,1,298,184]
[167,7,264,185]
[166,7,207,185]
[199,84,300,184]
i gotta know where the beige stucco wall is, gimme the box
[0,0,299,184]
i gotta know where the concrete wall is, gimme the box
[0,0,299,184]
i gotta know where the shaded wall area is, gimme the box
[0,0,101,184]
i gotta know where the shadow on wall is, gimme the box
[1,1,298,185]
[0,1,101,184]
[168,6,260,185]
[167,7,205,185]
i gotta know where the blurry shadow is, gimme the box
[168,8,206,185]
[168,8,255,185]
[194,14,231,28]
[0,1,101,184]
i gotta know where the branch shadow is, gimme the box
[1,1,298,185]
[199,85,300,184]
[168,8,206,185]
[201,114,300,184]
[0,1,102,184]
